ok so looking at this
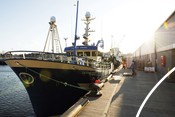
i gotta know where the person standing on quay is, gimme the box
[130,60,136,76]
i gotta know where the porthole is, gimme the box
[19,72,34,85]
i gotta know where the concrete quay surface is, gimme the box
[77,69,175,117]
[77,74,123,117]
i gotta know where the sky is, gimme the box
[0,0,175,54]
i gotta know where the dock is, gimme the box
[77,74,124,117]
[62,66,124,117]
[62,68,175,117]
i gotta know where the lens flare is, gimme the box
[39,69,52,82]
[163,21,168,29]
[163,21,175,30]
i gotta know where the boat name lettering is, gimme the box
[82,71,96,75]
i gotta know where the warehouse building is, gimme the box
[133,10,175,81]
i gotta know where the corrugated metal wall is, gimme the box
[132,11,175,81]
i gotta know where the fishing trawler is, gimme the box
[4,1,117,116]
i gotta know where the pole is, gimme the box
[73,0,79,64]
[154,36,157,72]
[43,26,51,52]
[51,25,54,53]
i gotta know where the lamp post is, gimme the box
[111,35,113,49]
[64,38,68,47]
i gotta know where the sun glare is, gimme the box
[100,0,172,54]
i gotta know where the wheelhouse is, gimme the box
[64,45,102,62]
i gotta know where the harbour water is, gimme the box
[0,65,35,116]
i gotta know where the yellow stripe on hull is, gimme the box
[5,59,95,71]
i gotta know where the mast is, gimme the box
[82,11,95,45]
[72,0,79,64]
[43,16,62,53]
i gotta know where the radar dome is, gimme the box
[85,12,91,18]
[50,16,56,23]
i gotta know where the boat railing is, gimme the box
[4,51,69,62]
[97,62,111,69]
[4,51,112,69]
[76,56,111,68]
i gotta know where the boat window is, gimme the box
[70,52,73,56]
[92,51,96,56]
[84,52,90,56]
[77,52,83,57]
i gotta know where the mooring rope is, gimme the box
[16,61,91,92]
